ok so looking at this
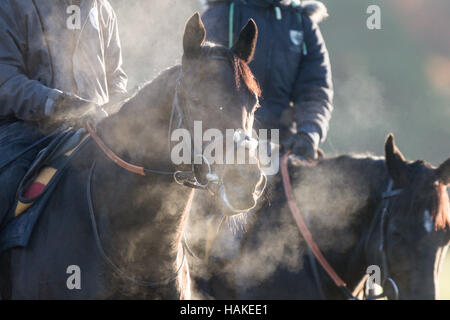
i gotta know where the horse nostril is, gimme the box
[221,164,265,212]
[254,173,267,198]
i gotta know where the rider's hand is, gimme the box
[76,104,109,128]
[47,92,108,127]
[283,133,318,161]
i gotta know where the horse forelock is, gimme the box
[434,183,450,231]
[197,43,261,100]
[409,162,450,231]
[232,55,261,98]
[393,161,450,232]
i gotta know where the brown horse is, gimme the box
[0,14,266,299]
[191,134,450,299]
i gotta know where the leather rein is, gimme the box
[86,161,187,287]
[83,69,206,288]
[281,152,402,300]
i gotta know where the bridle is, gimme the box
[168,59,263,198]
[87,55,261,192]
[168,57,265,214]
[362,180,402,300]
[85,54,262,287]
[281,152,403,300]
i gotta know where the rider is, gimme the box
[0,0,127,227]
[202,0,333,160]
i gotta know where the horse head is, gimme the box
[367,134,450,299]
[176,14,266,215]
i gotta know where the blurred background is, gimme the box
[109,0,450,298]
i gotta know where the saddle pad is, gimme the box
[0,128,89,254]
[13,131,88,217]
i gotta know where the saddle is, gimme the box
[0,127,89,254]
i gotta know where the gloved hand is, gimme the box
[282,133,318,160]
[47,93,108,127]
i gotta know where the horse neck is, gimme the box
[333,158,392,295]
[97,65,181,166]
[298,157,391,296]
[90,65,192,293]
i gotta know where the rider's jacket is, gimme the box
[0,0,127,121]
[203,0,333,146]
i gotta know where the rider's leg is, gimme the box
[0,120,43,227]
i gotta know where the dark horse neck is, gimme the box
[235,155,392,300]
[98,65,181,167]
[305,156,392,298]
[89,66,192,298]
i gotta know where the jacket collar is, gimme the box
[206,0,300,7]
[245,0,297,7]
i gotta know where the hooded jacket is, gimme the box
[0,0,127,121]
[202,0,333,146]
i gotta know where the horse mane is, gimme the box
[115,43,261,121]
[116,65,181,113]
[288,153,450,237]
[318,156,450,231]
[290,152,387,184]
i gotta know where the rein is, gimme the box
[85,60,249,192]
[281,152,355,299]
[86,161,187,287]
[86,122,189,177]
[281,152,403,300]
[84,54,259,288]
[84,66,217,187]
[87,123,151,176]
[82,69,201,288]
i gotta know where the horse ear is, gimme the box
[436,158,450,185]
[232,19,258,63]
[385,134,408,184]
[183,13,206,57]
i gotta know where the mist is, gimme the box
[109,0,201,89]
[106,0,450,299]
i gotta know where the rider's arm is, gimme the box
[0,3,61,121]
[291,15,334,148]
[103,6,128,112]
